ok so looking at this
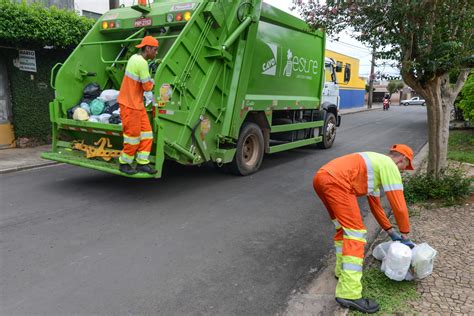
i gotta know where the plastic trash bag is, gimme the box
[67,105,79,119]
[98,89,119,102]
[90,99,105,115]
[382,242,412,281]
[103,101,119,114]
[73,108,89,121]
[80,102,91,114]
[83,83,101,99]
[109,113,122,124]
[98,113,111,124]
[88,115,100,123]
[372,241,393,261]
[411,243,437,279]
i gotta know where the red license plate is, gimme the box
[134,17,152,27]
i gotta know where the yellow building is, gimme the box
[325,50,366,109]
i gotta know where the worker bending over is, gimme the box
[313,144,415,314]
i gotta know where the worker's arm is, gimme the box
[138,58,154,92]
[367,193,393,231]
[380,165,410,235]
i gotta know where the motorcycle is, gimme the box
[383,98,390,111]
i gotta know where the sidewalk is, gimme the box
[0,144,56,174]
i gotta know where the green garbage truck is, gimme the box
[42,0,346,178]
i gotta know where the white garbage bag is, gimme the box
[382,242,412,281]
[411,243,437,279]
[98,89,119,102]
[372,241,393,261]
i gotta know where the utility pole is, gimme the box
[367,46,376,109]
[109,0,119,9]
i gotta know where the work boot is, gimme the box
[136,163,158,175]
[336,297,380,314]
[119,163,138,175]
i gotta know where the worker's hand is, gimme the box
[387,229,402,241]
[144,91,155,106]
[401,238,416,249]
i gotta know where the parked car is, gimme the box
[400,97,426,106]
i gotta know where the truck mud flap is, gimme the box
[41,151,159,179]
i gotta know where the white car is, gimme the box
[401,97,426,106]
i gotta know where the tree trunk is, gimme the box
[420,76,452,176]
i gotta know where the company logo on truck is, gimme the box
[284,49,319,80]
[261,43,319,80]
[262,43,278,76]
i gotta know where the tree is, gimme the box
[292,0,473,176]
[387,80,404,97]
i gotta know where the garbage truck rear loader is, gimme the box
[42,0,341,178]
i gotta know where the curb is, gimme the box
[284,141,429,316]
[340,106,382,116]
[0,161,60,175]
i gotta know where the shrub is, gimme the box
[403,166,472,205]
[0,0,94,49]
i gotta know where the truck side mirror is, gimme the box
[344,64,351,83]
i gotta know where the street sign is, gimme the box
[18,50,37,73]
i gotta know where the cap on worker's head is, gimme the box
[390,144,414,170]
[135,36,159,48]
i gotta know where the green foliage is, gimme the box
[292,1,473,84]
[386,80,404,96]
[0,48,70,140]
[403,166,472,206]
[457,70,474,124]
[0,0,94,49]
[448,130,474,164]
[349,268,419,315]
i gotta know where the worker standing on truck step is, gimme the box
[312,144,416,314]
[117,36,159,175]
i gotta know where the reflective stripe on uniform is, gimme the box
[383,183,404,192]
[136,151,150,165]
[140,76,152,83]
[125,71,140,82]
[332,218,342,230]
[140,131,153,140]
[358,152,375,192]
[342,227,367,243]
[123,134,140,145]
[119,152,134,164]
[369,190,381,197]
[342,263,363,272]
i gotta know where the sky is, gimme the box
[75,0,399,78]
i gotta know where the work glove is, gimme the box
[401,238,416,249]
[387,230,402,241]
[144,91,158,107]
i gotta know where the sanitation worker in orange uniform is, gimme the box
[117,36,159,175]
[313,144,416,314]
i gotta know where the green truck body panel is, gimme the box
[43,0,333,178]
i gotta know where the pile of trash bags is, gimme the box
[67,83,121,124]
[372,241,437,281]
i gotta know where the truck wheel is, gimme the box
[317,112,336,149]
[229,122,264,176]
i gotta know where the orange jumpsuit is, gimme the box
[313,152,410,300]
[117,54,154,165]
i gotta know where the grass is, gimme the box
[349,268,420,315]
[448,129,474,164]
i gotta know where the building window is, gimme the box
[336,61,343,72]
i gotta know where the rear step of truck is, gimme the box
[42,150,157,179]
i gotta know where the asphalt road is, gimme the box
[0,106,428,316]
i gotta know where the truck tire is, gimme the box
[229,122,264,176]
[317,112,336,149]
